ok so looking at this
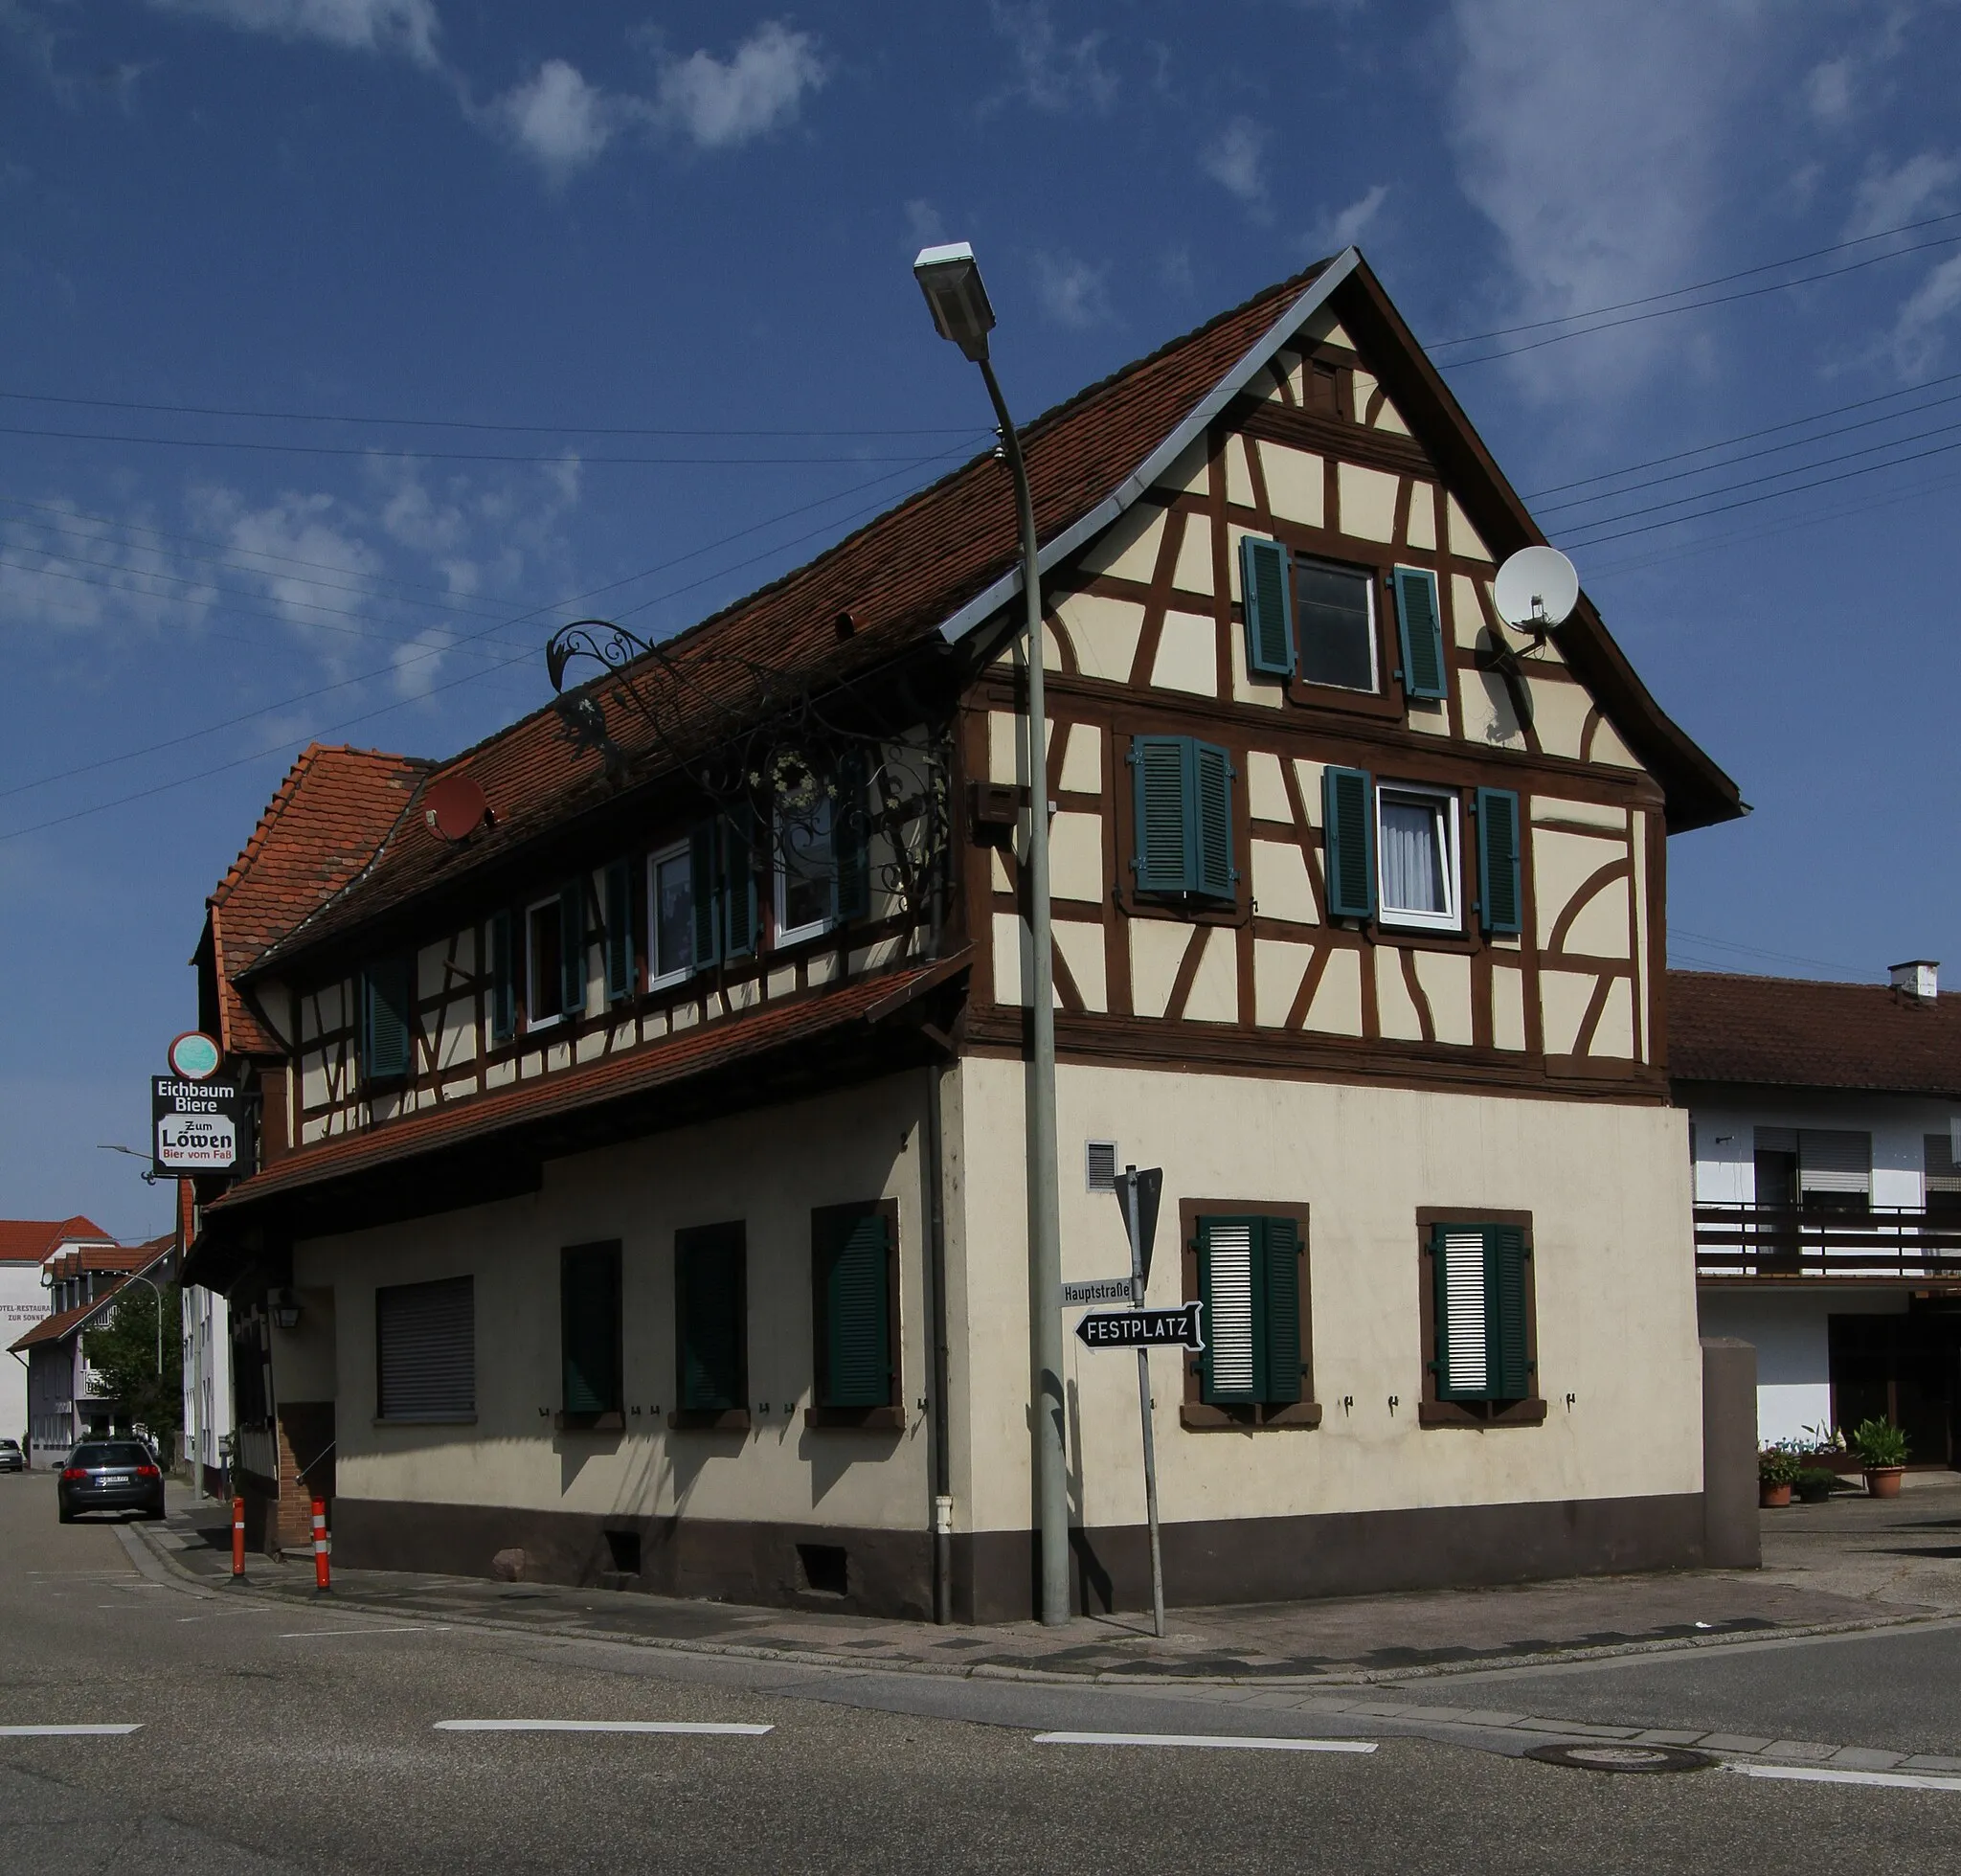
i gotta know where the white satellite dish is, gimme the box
[1493,545,1579,634]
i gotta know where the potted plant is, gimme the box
[1759,1445,1800,1507]
[1850,1417,1909,1497]
[1794,1467,1837,1503]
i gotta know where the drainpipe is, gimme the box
[924,1063,954,1624]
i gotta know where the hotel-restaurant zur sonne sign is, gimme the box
[150,1031,251,1179]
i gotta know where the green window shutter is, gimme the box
[363,957,413,1081]
[1475,788,1522,936]
[1239,536,1296,678]
[1488,1226,1532,1399]
[560,1243,620,1415]
[1192,740,1237,903]
[1392,566,1448,701]
[488,911,516,1041]
[1198,1217,1262,1405]
[1320,765,1376,919]
[1433,1225,1492,1401]
[1260,1216,1304,1405]
[816,1208,890,1409]
[722,813,757,959]
[1131,735,1196,894]
[688,822,720,970]
[834,752,871,923]
[677,1226,745,1412]
[603,860,634,1002]
[558,883,585,1018]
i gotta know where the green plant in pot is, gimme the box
[1794,1467,1837,1503]
[1850,1417,1909,1498]
[1758,1445,1801,1505]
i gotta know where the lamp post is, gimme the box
[913,241,1070,1627]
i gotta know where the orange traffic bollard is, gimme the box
[311,1497,331,1593]
[231,1496,245,1579]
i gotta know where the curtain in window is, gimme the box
[1380,797,1445,914]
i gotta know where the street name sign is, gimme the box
[1073,1302,1204,1350]
[1061,1277,1135,1306]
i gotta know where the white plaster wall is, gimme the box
[0,1262,43,1445]
[1697,1288,1906,1447]
[954,1055,1702,1538]
[1688,1091,1961,1209]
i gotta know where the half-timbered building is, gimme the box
[184,249,1746,1617]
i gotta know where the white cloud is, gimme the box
[647,21,825,151]
[1805,56,1854,124]
[1200,118,1269,210]
[1033,252,1112,329]
[145,0,440,66]
[493,58,615,179]
[988,1,1116,114]
[0,500,216,636]
[905,198,946,248]
[391,622,457,698]
[1307,183,1388,255]
[1889,250,1961,377]
[1845,149,1960,239]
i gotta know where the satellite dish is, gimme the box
[423,773,491,843]
[1493,545,1579,634]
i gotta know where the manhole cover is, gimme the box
[1524,1742,1714,1774]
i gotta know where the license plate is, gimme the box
[99,1476,129,1488]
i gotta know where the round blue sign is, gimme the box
[168,1031,222,1080]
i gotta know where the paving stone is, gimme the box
[1698,1733,1774,1753]
[1634,1730,1707,1746]
[1514,1717,1639,1738]
[1341,1700,1419,1717]
[1829,1746,1906,1769]
[1902,1755,1961,1773]
[1436,1709,1525,1729]
[1762,1741,1840,1761]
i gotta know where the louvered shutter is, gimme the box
[722,813,757,959]
[1488,1226,1531,1398]
[677,1226,745,1412]
[1475,788,1522,936]
[603,859,634,1003]
[1261,1216,1303,1404]
[1132,735,1195,894]
[376,1277,474,1420]
[1433,1226,1491,1400]
[488,911,516,1041]
[558,883,585,1018]
[560,1243,620,1415]
[817,1209,890,1409]
[1393,566,1448,700]
[1239,536,1296,678]
[1199,1217,1260,1404]
[688,822,720,970]
[1193,740,1237,903]
[834,752,870,922]
[363,957,413,1081]
[1321,766,1376,919]
[1799,1130,1871,1199]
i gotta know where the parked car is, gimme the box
[56,1441,165,1522]
[0,1437,23,1474]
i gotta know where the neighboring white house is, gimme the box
[1678,962,1961,1460]
[182,1280,232,1494]
[0,1218,117,1455]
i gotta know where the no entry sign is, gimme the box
[1073,1301,1204,1350]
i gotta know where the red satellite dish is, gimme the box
[423,774,491,843]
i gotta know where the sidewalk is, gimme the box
[138,1476,1961,1686]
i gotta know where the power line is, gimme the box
[1669,927,1884,981]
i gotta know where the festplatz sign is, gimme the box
[151,1031,250,1178]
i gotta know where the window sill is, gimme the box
[667,1408,751,1433]
[372,1415,476,1427]
[803,1405,905,1432]
[553,1410,624,1433]
[1181,1402,1322,1432]
[1418,1398,1547,1429]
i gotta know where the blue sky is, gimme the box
[4,0,1960,1236]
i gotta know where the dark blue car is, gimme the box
[57,1440,165,1523]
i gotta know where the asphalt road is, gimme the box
[7,1472,1961,1873]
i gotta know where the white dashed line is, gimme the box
[434,1721,773,1735]
[1033,1731,1377,1753]
[0,1725,143,1737]
[1726,1763,1961,1794]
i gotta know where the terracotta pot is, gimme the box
[1759,1481,1793,1508]
[1863,1467,1905,1500]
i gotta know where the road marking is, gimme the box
[434,1721,774,1736]
[280,1625,453,1639]
[1726,1763,1961,1795]
[1033,1731,1377,1753]
[0,1725,143,1737]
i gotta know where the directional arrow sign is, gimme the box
[1073,1302,1204,1351]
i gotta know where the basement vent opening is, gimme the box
[1086,1140,1119,1194]
[797,1543,848,1598]
[602,1528,642,1576]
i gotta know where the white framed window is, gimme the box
[646,840,694,988]
[1295,558,1379,693]
[775,794,835,947]
[1375,783,1459,933]
[525,893,565,1028]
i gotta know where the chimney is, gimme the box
[1890,959,1940,1002]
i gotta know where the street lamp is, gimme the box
[913,240,1069,1628]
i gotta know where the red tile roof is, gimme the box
[204,743,431,1054]
[0,1216,113,1266]
[7,1233,175,1353]
[1669,969,1961,1098]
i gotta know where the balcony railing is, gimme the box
[1695,1202,1961,1279]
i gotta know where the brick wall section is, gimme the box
[272,1400,335,1552]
